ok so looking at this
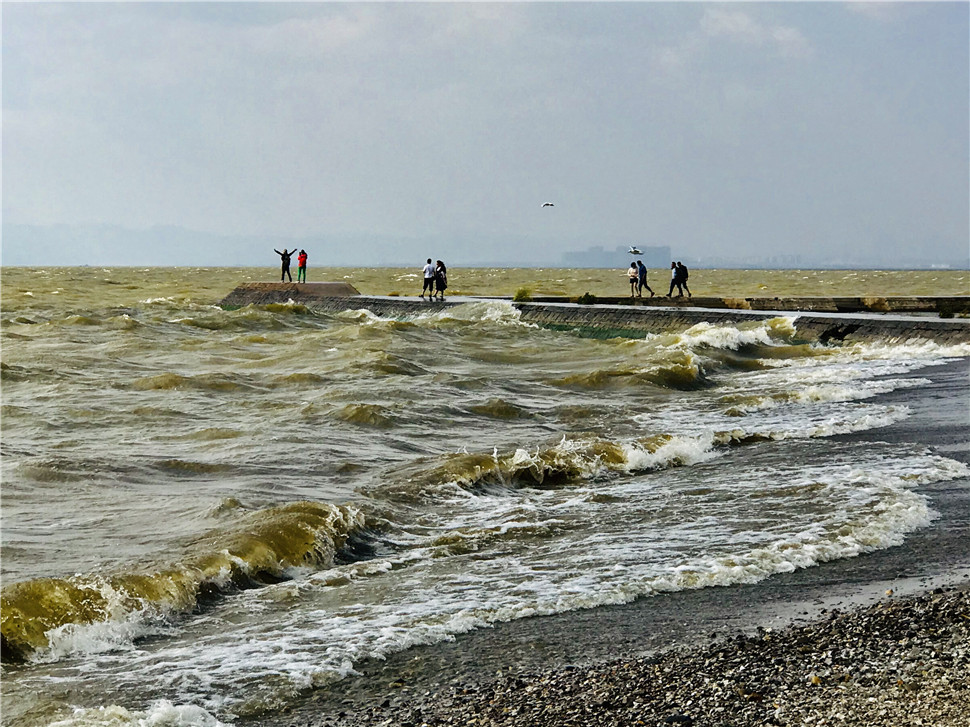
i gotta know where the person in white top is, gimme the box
[627,262,639,297]
[666,261,680,297]
[421,258,436,298]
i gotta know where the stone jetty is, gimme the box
[219,283,970,345]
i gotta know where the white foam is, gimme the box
[82,451,965,720]
[719,376,930,415]
[622,435,720,470]
[47,700,231,727]
[429,300,537,328]
[845,338,970,361]
[43,616,166,662]
[37,578,187,663]
[675,317,797,350]
[344,300,536,330]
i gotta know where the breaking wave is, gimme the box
[380,433,719,501]
[0,502,365,663]
[47,700,230,727]
[718,377,930,416]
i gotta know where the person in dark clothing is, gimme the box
[676,262,691,298]
[636,260,654,297]
[275,248,296,282]
[434,260,448,300]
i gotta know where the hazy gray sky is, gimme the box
[2,2,968,267]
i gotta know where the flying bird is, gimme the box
[542,203,555,208]
[628,246,642,255]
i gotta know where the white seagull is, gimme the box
[542,203,555,208]
[628,246,642,255]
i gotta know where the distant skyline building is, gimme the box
[561,245,671,269]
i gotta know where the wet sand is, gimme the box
[271,358,970,727]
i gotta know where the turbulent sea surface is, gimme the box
[1,266,969,727]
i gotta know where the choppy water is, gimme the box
[1,267,969,727]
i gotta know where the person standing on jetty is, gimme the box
[296,249,308,283]
[637,260,654,297]
[676,261,691,298]
[433,260,448,300]
[666,261,679,297]
[275,248,296,282]
[420,258,436,298]
[666,261,692,298]
[628,262,639,297]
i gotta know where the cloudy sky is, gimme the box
[2,2,968,267]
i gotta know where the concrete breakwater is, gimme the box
[219,283,970,345]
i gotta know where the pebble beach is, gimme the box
[312,584,970,727]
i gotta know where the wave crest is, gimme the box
[384,434,718,500]
[334,403,397,428]
[551,350,703,390]
[0,501,365,663]
[677,317,797,350]
[468,398,531,419]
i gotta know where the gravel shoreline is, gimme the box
[311,584,969,727]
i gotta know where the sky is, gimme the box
[2,1,968,268]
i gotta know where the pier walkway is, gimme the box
[219,283,970,345]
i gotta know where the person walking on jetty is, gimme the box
[637,260,654,297]
[666,261,680,297]
[676,261,691,298]
[275,248,296,282]
[628,262,639,297]
[296,249,308,283]
[433,260,448,300]
[420,258,436,298]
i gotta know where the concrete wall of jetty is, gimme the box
[219,283,970,345]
